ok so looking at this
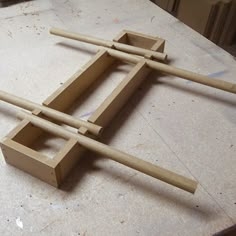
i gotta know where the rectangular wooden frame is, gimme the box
[1,30,165,187]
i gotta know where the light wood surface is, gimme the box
[50,28,167,61]
[0,90,102,135]
[89,60,150,127]
[17,111,198,194]
[1,138,58,186]
[42,49,116,113]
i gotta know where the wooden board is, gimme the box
[177,0,220,35]
[219,0,236,45]
[209,0,232,44]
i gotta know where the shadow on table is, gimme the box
[154,76,236,108]
[60,152,216,220]
[214,224,236,236]
[59,71,221,220]
[55,44,235,218]
[0,40,232,219]
[0,0,32,8]
[55,42,96,58]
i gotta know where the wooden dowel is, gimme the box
[50,28,167,61]
[105,48,236,94]
[50,27,236,94]
[0,91,102,135]
[17,110,198,194]
[147,60,236,93]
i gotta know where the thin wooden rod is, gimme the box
[49,27,236,94]
[50,28,167,62]
[105,48,236,94]
[17,110,198,194]
[0,90,102,135]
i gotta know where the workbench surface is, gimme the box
[0,0,235,235]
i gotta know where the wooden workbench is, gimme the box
[0,0,235,235]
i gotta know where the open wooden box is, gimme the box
[1,30,165,187]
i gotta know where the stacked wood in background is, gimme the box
[219,0,236,45]
[152,0,179,13]
[152,0,236,47]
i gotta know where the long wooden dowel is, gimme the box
[50,27,236,94]
[105,48,236,94]
[50,27,167,62]
[17,110,198,194]
[0,91,102,135]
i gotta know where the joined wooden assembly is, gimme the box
[0,90,102,135]
[50,27,236,94]
[17,110,198,194]
[50,27,167,61]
